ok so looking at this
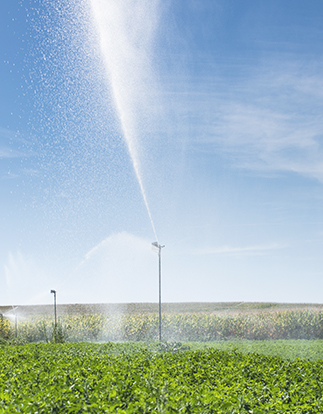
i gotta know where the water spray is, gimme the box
[89,1,163,340]
[3,306,18,338]
[89,0,160,240]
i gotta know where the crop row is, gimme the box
[1,342,323,412]
[3,309,323,343]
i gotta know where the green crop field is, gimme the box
[1,341,323,413]
[2,303,323,412]
[3,307,323,343]
[191,339,323,361]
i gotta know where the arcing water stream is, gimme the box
[89,0,160,241]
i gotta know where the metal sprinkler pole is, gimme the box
[6,306,18,338]
[50,290,57,328]
[152,242,165,342]
[14,313,17,338]
[158,245,162,342]
[12,306,18,338]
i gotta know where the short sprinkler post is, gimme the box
[152,242,165,342]
[4,306,18,338]
[12,306,18,338]
[50,289,57,328]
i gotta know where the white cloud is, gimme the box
[181,59,323,182]
[0,127,32,159]
[193,242,287,256]
[22,168,40,177]
[0,147,26,159]
[0,172,19,180]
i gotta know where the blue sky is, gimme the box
[1,0,323,306]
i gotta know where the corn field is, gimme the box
[2,309,323,343]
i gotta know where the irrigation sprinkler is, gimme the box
[12,306,18,338]
[4,306,18,338]
[152,242,165,341]
[50,290,57,328]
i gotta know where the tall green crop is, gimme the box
[7,309,323,343]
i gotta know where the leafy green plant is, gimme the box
[51,320,65,343]
[157,341,191,353]
[0,314,12,342]
[1,342,323,412]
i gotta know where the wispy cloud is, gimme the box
[0,147,26,159]
[22,168,40,177]
[172,58,323,182]
[193,242,288,256]
[208,100,323,179]
[0,172,19,180]
[0,127,33,159]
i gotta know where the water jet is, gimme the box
[89,0,160,241]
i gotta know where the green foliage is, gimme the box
[1,342,323,412]
[0,314,11,341]
[6,309,323,344]
[157,341,191,353]
[51,321,66,343]
[190,339,323,361]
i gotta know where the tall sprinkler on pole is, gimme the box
[152,242,165,341]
